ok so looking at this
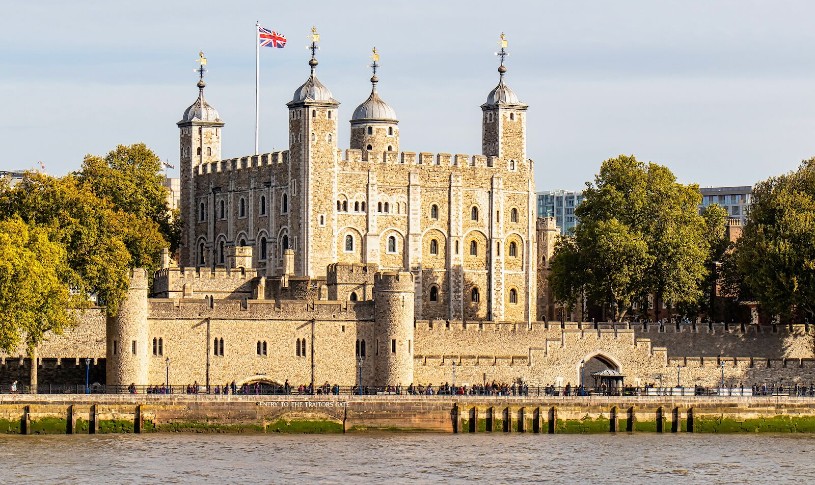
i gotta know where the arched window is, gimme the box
[510,112,515,121]
[342,200,348,212]
[511,208,518,222]
[469,240,477,256]
[387,236,397,253]
[361,202,366,212]
[260,237,267,260]
[196,147,201,156]
[509,241,518,257]
[429,286,438,302]
[354,201,359,212]
[152,337,157,356]
[471,206,479,221]
[366,144,373,151]
[219,338,224,356]
[219,240,225,264]
[377,202,383,212]
[388,126,393,136]
[312,110,316,118]
[367,126,373,135]
[239,198,246,218]
[509,288,518,304]
[257,341,262,355]
[207,147,212,156]
[384,202,389,213]
[282,193,288,213]
[429,239,438,255]
[387,145,393,152]
[301,338,307,356]
[430,204,438,219]
[219,200,225,219]
[198,242,205,265]
[345,234,354,252]
[239,238,246,247]
[337,200,342,211]
[199,202,206,221]
[262,341,267,355]
[296,339,301,357]
[496,211,500,222]
[509,160,516,171]
[260,196,266,215]
[281,235,289,256]
[350,292,358,302]
[360,340,366,357]
[471,288,480,303]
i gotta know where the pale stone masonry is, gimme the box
[3,35,814,392]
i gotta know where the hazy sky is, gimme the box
[2,0,814,190]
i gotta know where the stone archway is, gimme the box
[578,353,622,390]
[236,375,286,395]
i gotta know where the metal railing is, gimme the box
[2,383,815,398]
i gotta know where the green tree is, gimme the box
[0,217,81,354]
[78,143,180,253]
[734,159,815,321]
[549,155,712,321]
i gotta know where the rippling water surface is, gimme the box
[1,433,814,484]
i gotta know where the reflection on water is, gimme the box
[1,433,814,484]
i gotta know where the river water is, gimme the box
[1,433,813,484]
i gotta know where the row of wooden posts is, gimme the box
[452,405,696,433]
[19,405,146,435]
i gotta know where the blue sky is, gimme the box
[1,0,814,190]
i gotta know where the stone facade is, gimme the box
[3,36,814,393]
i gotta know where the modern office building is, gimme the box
[699,186,752,225]
[536,190,583,235]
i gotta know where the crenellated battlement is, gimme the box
[339,148,522,170]
[326,262,379,285]
[146,296,376,321]
[195,151,289,175]
[373,271,414,293]
[152,266,260,299]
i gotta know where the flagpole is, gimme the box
[255,21,260,155]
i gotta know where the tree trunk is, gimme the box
[28,346,38,394]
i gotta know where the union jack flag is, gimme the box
[259,27,287,48]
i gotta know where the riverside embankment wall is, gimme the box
[3,395,815,434]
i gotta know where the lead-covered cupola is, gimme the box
[481,33,527,162]
[350,48,399,158]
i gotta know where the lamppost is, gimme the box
[579,359,585,394]
[451,361,456,394]
[165,357,171,394]
[85,358,91,394]
[720,361,725,392]
[357,356,364,396]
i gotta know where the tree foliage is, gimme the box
[78,143,180,253]
[0,144,172,321]
[734,159,815,320]
[549,155,712,321]
[0,217,81,354]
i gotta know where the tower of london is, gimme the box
[5,31,813,393]
[177,34,537,325]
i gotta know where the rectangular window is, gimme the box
[113,340,118,355]
[131,340,137,355]
[391,339,396,353]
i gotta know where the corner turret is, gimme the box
[106,268,150,388]
[481,34,528,163]
[350,48,399,159]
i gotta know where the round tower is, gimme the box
[106,268,150,388]
[373,271,415,387]
[350,47,399,159]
